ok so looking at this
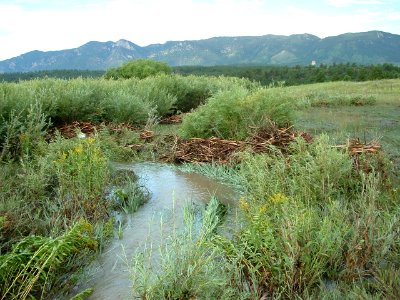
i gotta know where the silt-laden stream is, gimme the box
[72,163,238,300]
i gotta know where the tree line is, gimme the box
[0,69,105,82]
[1,63,399,86]
[174,63,400,86]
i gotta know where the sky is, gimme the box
[0,0,399,60]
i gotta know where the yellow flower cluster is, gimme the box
[239,197,250,211]
[54,152,67,164]
[269,192,287,204]
[74,144,83,154]
[259,204,268,213]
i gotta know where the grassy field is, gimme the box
[290,80,400,162]
[0,76,399,299]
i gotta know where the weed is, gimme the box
[0,219,97,300]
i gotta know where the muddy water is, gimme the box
[73,163,239,300]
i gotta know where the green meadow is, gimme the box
[0,72,399,299]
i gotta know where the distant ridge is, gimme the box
[1,31,400,72]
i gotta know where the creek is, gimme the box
[71,162,239,300]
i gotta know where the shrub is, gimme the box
[104,59,172,79]
[180,87,294,140]
[50,136,110,223]
[238,135,354,203]
[0,102,49,162]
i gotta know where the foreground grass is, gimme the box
[0,132,149,298]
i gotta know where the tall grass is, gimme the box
[0,219,97,300]
[239,135,355,204]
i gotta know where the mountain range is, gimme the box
[1,30,399,73]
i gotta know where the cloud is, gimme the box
[326,0,384,7]
[0,0,399,60]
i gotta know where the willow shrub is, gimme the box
[180,87,294,140]
[0,75,258,132]
[0,104,49,164]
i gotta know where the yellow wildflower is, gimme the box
[269,192,287,204]
[259,204,267,213]
[55,152,67,164]
[74,144,84,154]
[239,197,250,211]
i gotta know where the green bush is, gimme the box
[0,102,49,162]
[104,59,172,79]
[0,75,261,136]
[238,135,354,203]
[180,87,294,140]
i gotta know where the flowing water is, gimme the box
[71,162,239,300]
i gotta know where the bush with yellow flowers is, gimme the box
[52,135,110,222]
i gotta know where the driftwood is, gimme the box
[171,129,382,164]
[56,121,100,138]
[174,137,246,164]
[159,115,183,124]
[140,130,154,140]
[54,121,138,138]
[333,138,381,155]
[171,126,312,164]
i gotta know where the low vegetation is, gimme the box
[0,65,399,299]
[104,59,172,80]
[2,62,399,87]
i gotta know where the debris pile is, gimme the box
[333,138,381,155]
[172,126,311,164]
[52,121,138,139]
[174,137,246,164]
[249,126,312,152]
[159,114,183,124]
[106,123,137,133]
[348,138,381,155]
[140,130,154,140]
[56,121,100,138]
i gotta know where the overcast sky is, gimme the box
[0,0,399,60]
